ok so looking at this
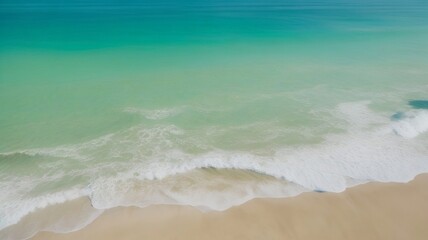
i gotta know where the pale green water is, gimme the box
[1,1,428,238]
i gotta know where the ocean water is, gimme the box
[1,0,428,239]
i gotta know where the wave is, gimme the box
[1,101,428,239]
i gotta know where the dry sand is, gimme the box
[33,174,428,240]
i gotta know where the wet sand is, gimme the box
[32,174,428,240]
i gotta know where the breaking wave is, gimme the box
[1,101,428,239]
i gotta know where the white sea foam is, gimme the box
[391,110,428,138]
[1,101,428,239]
[0,187,90,233]
[0,196,103,240]
[124,107,184,120]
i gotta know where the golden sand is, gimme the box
[33,174,428,240]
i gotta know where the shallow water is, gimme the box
[1,1,428,239]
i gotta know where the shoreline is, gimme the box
[28,173,428,240]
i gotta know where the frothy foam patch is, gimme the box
[391,110,428,138]
[88,168,306,211]
[1,101,428,238]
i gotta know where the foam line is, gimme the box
[1,101,428,237]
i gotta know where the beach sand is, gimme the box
[32,174,428,240]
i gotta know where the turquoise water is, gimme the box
[1,1,428,238]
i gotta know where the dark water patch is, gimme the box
[391,111,405,121]
[314,189,326,193]
[409,100,428,110]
